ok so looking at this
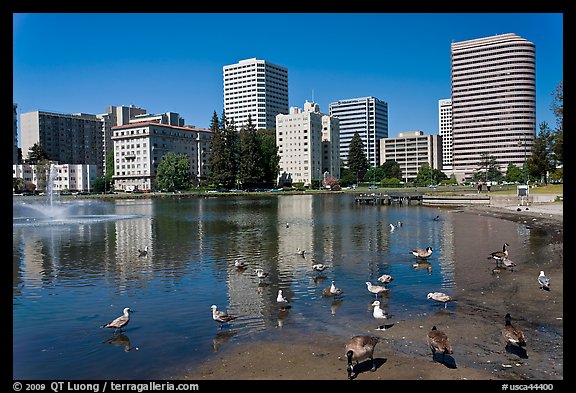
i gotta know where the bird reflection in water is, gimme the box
[278,307,290,328]
[104,333,133,352]
[331,299,343,316]
[212,330,236,352]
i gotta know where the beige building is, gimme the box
[111,121,212,191]
[438,98,453,171]
[379,131,442,183]
[276,101,339,187]
[451,33,535,182]
[13,163,97,192]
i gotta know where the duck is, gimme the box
[254,268,269,279]
[366,281,389,297]
[210,304,238,327]
[323,280,343,297]
[427,325,453,362]
[234,259,247,269]
[371,300,389,321]
[411,246,433,259]
[502,313,526,347]
[377,274,393,284]
[538,270,550,291]
[345,335,380,380]
[427,292,452,308]
[312,263,328,272]
[488,243,509,266]
[138,246,148,257]
[101,307,133,334]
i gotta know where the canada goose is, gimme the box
[502,313,526,347]
[377,274,393,284]
[366,282,389,297]
[538,270,550,291]
[427,326,453,362]
[488,243,509,266]
[323,280,343,297]
[276,289,289,304]
[254,268,269,279]
[210,305,238,327]
[427,292,452,308]
[413,261,433,272]
[371,300,389,321]
[234,259,247,269]
[138,246,148,257]
[345,335,380,379]
[312,263,328,272]
[101,307,133,334]
[411,246,433,259]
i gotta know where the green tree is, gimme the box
[207,111,235,188]
[365,167,386,183]
[258,128,280,188]
[338,168,357,187]
[381,160,402,180]
[550,80,563,165]
[92,177,107,193]
[238,114,264,189]
[27,142,49,164]
[347,132,369,181]
[505,163,523,183]
[155,152,192,191]
[528,122,556,184]
[415,163,448,186]
[13,177,25,193]
[473,153,503,182]
[34,159,50,191]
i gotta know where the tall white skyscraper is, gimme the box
[451,33,535,181]
[329,96,388,168]
[223,58,289,130]
[438,98,453,170]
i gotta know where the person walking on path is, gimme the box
[486,180,492,192]
[477,180,483,193]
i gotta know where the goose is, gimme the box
[377,274,393,284]
[254,268,269,279]
[312,263,328,272]
[427,292,452,308]
[366,281,389,297]
[101,307,133,334]
[276,289,289,304]
[538,270,550,291]
[234,259,247,269]
[411,246,433,259]
[210,304,238,327]
[488,243,509,266]
[427,326,453,362]
[433,215,440,221]
[345,335,380,380]
[371,300,389,321]
[323,280,343,297]
[502,313,526,347]
[413,261,433,272]
[296,247,305,256]
[138,246,148,257]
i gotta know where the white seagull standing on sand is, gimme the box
[371,300,389,321]
[538,270,550,290]
[101,307,133,334]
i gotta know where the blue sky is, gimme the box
[13,13,563,141]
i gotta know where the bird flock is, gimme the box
[104,217,550,380]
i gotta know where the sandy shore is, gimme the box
[174,202,563,382]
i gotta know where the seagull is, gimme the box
[366,282,389,297]
[389,223,396,232]
[427,292,452,308]
[234,259,247,269]
[276,289,289,304]
[427,326,453,362]
[210,305,238,328]
[345,335,380,380]
[501,258,517,271]
[377,274,393,284]
[101,307,133,334]
[488,243,509,266]
[138,246,148,257]
[286,222,290,228]
[411,246,433,259]
[397,221,403,227]
[538,270,550,291]
[312,263,328,272]
[296,247,305,256]
[371,300,389,321]
[254,268,269,279]
[323,280,343,297]
[502,313,526,347]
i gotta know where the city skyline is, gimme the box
[13,13,563,144]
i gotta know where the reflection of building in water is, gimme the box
[434,216,456,289]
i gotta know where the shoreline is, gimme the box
[173,202,563,381]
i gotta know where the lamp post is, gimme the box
[518,136,528,185]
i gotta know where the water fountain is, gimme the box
[13,163,139,227]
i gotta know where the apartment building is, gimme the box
[451,33,536,182]
[111,122,212,191]
[223,58,289,130]
[329,96,388,168]
[438,98,453,171]
[14,103,19,164]
[276,101,339,187]
[13,163,97,192]
[379,131,442,182]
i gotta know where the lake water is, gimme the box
[12,193,536,379]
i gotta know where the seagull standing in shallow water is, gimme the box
[210,305,238,328]
[427,292,452,308]
[371,300,389,321]
[101,307,133,334]
[538,270,550,290]
[366,282,389,297]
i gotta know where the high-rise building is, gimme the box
[276,101,339,187]
[438,98,453,170]
[13,103,19,164]
[451,33,536,182]
[223,58,288,130]
[329,96,388,168]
